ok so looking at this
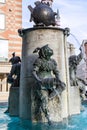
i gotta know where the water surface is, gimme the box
[0,102,87,130]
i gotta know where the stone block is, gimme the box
[69,86,81,115]
[31,88,62,123]
[9,87,19,116]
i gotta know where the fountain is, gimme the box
[7,0,82,125]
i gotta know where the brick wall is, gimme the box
[0,0,22,58]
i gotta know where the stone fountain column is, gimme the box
[19,27,70,122]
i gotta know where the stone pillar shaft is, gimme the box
[19,27,69,121]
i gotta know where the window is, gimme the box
[0,0,5,3]
[0,39,8,60]
[0,14,5,29]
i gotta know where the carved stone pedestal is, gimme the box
[69,86,81,115]
[9,87,19,116]
[31,87,62,122]
[19,27,72,122]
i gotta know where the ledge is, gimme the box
[18,26,70,37]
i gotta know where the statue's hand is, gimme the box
[32,71,42,84]
[55,78,66,90]
[37,79,43,85]
[7,75,14,84]
[53,85,56,89]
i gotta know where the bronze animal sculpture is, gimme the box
[28,1,58,26]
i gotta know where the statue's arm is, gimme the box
[7,65,16,83]
[7,65,15,77]
[32,68,42,82]
[52,59,66,90]
[77,47,83,63]
[52,59,60,79]
[32,59,42,82]
[52,60,63,85]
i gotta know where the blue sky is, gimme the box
[22,0,87,53]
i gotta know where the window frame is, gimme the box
[0,0,5,3]
[0,13,5,30]
[0,39,8,59]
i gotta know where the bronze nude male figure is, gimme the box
[69,48,83,86]
[7,53,21,87]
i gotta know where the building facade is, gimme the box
[0,0,22,60]
[0,0,22,98]
[77,40,87,84]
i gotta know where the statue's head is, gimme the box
[12,52,15,57]
[33,44,53,60]
[10,56,21,65]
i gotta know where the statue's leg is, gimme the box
[40,90,52,125]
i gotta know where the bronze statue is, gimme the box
[69,48,83,86]
[32,44,65,124]
[7,53,21,87]
[9,52,21,65]
[5,53,21,114]
[69,47,87,100]
[28,1,59,26]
